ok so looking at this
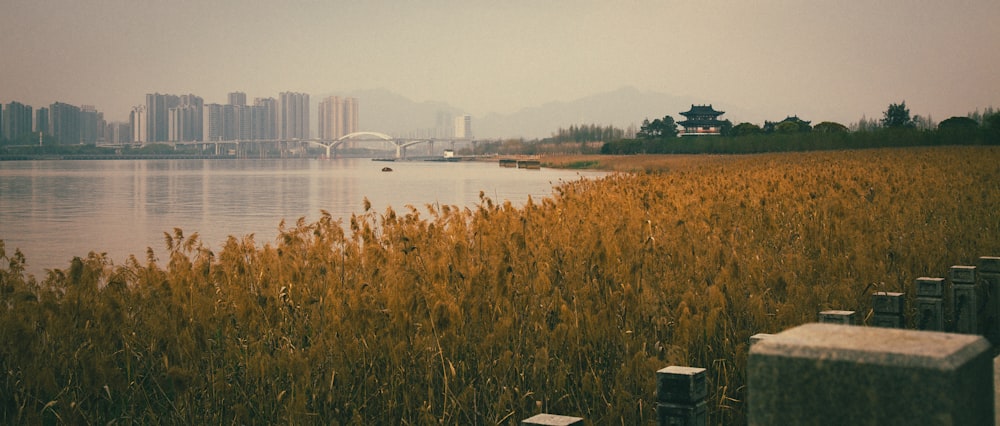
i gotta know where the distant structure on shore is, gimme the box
[764,115,812,133]
[678,104,726,136]
[454,114,472,139]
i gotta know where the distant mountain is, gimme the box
[331,86,749,140]
[476,86,700,139]
[342,88,464,138]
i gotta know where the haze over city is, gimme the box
[2,0,998,136]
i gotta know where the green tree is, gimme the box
[937,116,980,145]
[881,102,914,128]
[138,143,176,154]
[981,112,1000,144]
[775,121,802,134]
[730,122,762,137]
[637,115,677,139]
[719,119,734,136]
[937,116,978,131]
[813,122,849,133]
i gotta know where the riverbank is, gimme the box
[539,153,720,173]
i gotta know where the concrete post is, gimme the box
[915,277,945,331]
[748,323,994,425]
[951,265,978,334]
[978,257,1000,344]
[656,366,708,426]
[872,291,905,328]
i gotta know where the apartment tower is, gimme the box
[277,92,309,140]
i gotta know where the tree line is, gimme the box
[601,102,1000,155]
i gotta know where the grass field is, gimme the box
[2,146,999,424]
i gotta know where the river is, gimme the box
[0,158,606,277]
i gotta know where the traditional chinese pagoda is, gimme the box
[678,104,726,136]
[763,115,811,133]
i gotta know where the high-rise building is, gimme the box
[317,97,333,140]
[106,122,131,144]
[238,105,253,140]
[166,95,204,142]
[146,93,181,142]
[344,97,358,136]
[228,92,247,107]
[80,105,100,144]
[317,96,359,141]
[50,102,81,145]
[220,104,235,141]
[35,107,48,135]
[436,111,453,138]
[253,97,277,141]
[202,103,223,142]
[454,115,472,139]
[3,101,33,141]
[130,105,146,143]
[278,92,309,140]
[111,122,126,144]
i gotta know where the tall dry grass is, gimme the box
[1,146,998,424]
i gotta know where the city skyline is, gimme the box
[0,89,361,145]
[1,1,998,131]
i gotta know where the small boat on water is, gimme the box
[381,166,393,172]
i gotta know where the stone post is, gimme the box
[871,291,905,328]
[748,323,994,425]
[950,265,978,334]
[978,257,1000,344]
[656,366,708,426]
[818,310,856,325]
[521,413,583,426]
[914,277,944,331]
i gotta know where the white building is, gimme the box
[278,92,309,140]
[454,115,472,139]
[318,96,359,141]
[130,105,146,143]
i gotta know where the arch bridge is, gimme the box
[164,131,472,159]
[305,132,448,159]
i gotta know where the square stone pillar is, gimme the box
[748,323,993,425]
[915,278,945,331]
[950,265,977,334]
[954,283,979,334]
[656,366,708,426]
[872,291,905,328]
[979,257,1000,344]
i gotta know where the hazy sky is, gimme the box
[2,0,998,128]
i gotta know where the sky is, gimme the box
[1,0,998,129]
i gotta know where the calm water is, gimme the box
[0,158,605,276]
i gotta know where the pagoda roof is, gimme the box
[680,104,724,118]
[766,115,811,125]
